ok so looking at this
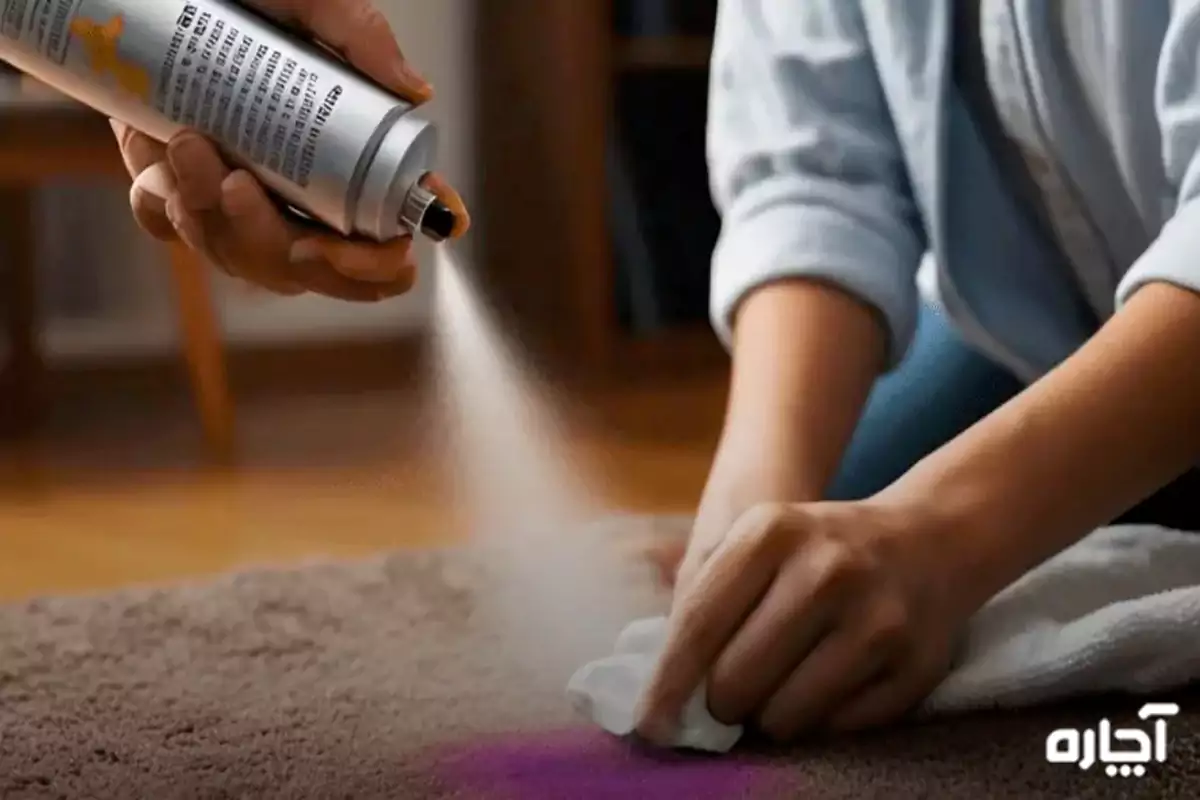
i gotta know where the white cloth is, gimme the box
[566,525,1200,753]
[565,617,743,753]
[561,618,739,753]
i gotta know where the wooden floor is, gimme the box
[0,368,728,601]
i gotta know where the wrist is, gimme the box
[711,418,826,502]
[688,433,823,569]
[869,474,1039,616]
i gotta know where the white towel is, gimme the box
[566,525,1200,752]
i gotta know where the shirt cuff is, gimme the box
[1117,200,1200,308]
[709,202,921,370]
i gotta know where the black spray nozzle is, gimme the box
[420,198,457,241]
[401,181,458,242]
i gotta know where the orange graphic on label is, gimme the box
[70,15,151,100]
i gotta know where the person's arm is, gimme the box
[706,0,927,488]
[706,0,925,369]
[677,0,926,582]
[878,1,1200,610]
[718,282,885,502]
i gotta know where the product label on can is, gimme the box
[150,2,341,186]
[0,0,397,194]
[1,0,82,65]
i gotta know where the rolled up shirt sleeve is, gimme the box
[707,0,926,367]
[1117,0,1200,307]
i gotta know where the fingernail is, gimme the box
[131,186,168,223]
[396,60,433,101]
[289,238,324,264]
[219,171,257,217]
[132,162,176,201]
[164,194,183,227]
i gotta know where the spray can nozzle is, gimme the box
[401,181,457,242]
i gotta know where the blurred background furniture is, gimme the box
[476,0,721,381]
[0,75,234,460]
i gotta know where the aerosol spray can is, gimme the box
[0,0,457,241]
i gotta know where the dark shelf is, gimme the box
[610,67,715,335]
[476,3,724,379]
[616,36,712,70]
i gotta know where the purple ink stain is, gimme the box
[434,728,780,799]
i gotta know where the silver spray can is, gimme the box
[0,0,456,241]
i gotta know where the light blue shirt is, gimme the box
[707,0,1199,381]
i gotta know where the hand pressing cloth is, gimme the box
[566,525,1200,753]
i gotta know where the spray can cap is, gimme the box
[400,179,457,242]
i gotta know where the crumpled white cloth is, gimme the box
[566,617,744,752]
[566,525,1200,752]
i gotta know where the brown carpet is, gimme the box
[2,517,1198,799]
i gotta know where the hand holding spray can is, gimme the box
[0,0,458,242]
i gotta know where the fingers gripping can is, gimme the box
[0,0,456,241]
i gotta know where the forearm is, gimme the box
[885,282,1200,607]
[716,279,887,500]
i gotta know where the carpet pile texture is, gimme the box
[1,517,1197,798]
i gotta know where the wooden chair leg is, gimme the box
[167,244,235,463]
[0,184,43,443]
